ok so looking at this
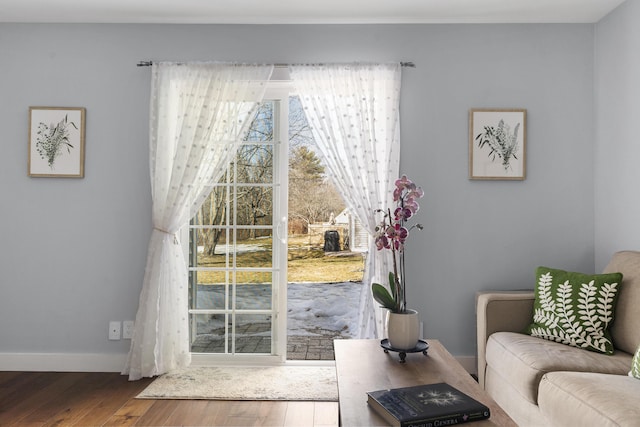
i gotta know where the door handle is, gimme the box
[276,216,288,245]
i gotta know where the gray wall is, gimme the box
[0,22,597,364]
[594,0,640,272]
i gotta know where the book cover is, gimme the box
[367,382,491,427]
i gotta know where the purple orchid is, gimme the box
[372,175,424,313]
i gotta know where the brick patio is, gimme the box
[191,323,346,360]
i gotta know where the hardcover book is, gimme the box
[367,382,491,427]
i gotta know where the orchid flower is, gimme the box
[371,175,424,313]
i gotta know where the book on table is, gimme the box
[367,382,491,427]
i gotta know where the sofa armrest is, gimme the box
[476,290,535,389]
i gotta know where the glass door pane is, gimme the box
[188,99,287,362]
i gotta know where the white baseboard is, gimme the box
[0,353,128,372]
[0,352,477,377]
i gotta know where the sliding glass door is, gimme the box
[188,89,289,364]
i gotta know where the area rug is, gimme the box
[136,366,338,401]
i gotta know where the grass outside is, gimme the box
[194,234,365,284]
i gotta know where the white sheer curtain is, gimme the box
[123,62,274,380]
[289,63,402,339]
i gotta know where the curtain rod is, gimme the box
[136,61,415,68]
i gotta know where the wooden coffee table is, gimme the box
[334,339,516,426]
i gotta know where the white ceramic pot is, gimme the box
[386,309,420,350]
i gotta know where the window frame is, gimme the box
[184,81,293,366]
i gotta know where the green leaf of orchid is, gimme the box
[372,283,396,310]
[388,272,397,299]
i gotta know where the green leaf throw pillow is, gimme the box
[631,345,640,379]
[527,266,622,354]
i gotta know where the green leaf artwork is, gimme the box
[527,267,622,354]
[631,345,640,379]
[35,114,78,169]
[475,119,520,171]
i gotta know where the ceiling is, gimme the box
[0,0,626,24]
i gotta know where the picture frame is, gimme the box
[28,107,86,178]
[469,108,526,180]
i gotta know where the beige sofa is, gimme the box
[476,251,640,427]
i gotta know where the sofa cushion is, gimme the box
[539,371,640,427]
[527,266,622,354]
[484,364,544,427]
[632,345,640,379]
[485,332,632,404]
[603,251,640,354]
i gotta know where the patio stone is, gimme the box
[191,326,345,360]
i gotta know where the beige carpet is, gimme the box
[137,365,338,401]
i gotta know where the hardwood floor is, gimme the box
[0,372,339,426]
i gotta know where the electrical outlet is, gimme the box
[122,321,134,339]
[108,321,121,340]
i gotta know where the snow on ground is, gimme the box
[196,282,363,338]
[287,282,362,337]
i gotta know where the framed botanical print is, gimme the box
[469,108,526,180]
[28,107,86,178]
